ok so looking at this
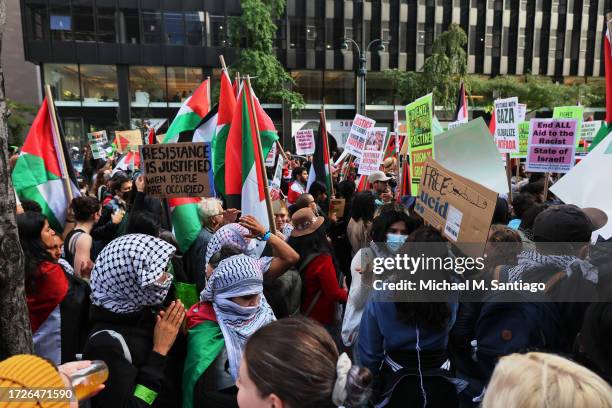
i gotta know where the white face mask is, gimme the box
[386,233,408,253]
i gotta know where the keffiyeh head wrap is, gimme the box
[201,254,276,380]
[205,224,252,265]
[91,234,176,313]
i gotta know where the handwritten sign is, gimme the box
[358,127,387,175]
[580,121,602,141]
[270,153,285,190]
[141,142,212,198]
[494,97,519,153]
[414,158,498,257]
[115,129,143,153]
[405,93,434,195]
[510,121,530,159]
[516,103,527,123]
[345,114,376,158]
[265,142,277,167]
[526,119,577,173]
[294,129,315,155]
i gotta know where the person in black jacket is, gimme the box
[83,234,185,407]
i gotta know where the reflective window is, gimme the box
[63,118,84,148]
[143,10,162,44]
[50,7,72,41]
[80,65,118,102]
[97,8,117,43]
[130,66,167,105]
[73,6,95,42]
[289,17,305,49]
[366,72,395,105]
[324,71,355,105]
[185,12,204,46]
[291,71,323,104]
[27,4,48,40]
[44,64,80,101]
[164,12,184,45]
[167,67,202,103]
[121,9,140,44]
[210,15,226,46]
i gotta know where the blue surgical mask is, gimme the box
[386,233,407,252]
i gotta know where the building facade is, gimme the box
[19,0,609,147]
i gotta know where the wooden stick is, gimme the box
[219,55,228,71]
[206,76,211,108]
[515,158,520,179]
[505,153,513,202]
[44,85,73,202]
[245,76,276,234]
[543,172,550,201]
[276,140,288,161]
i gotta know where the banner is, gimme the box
[265,142,277,167]
[405,93,434,195]
[270,153,285,190]
[510,121,530,159]
[526,118,578,173]
[344,114,376,158]
[294,129,316,155]
[414,157,498,257]
[493,97,519,153]
[141,142,212,198]
[553,105,583,147]
[358,127,387,175]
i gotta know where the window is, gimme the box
[44,64,80,102]
[63,119,84,148]
[50,6,72,41]
[291,71,323,104]
[306,25,316,41]
[143,10,162,44]
[520,0,528,11]
[210,15,226,46]
[366,72,395,105]
[185,12,204,46]
[435,24,442,37]
[502,27,509,55]
[129,66,167,106]
[534,29,541,57]
[518,28,526,50]
[73,6,95,42]
[289,17,306,49]
[164,12,185,45]
[80,65,118,103]
[167,67,202,103]
[549,35,557,58]
[469,25,477,54]
[417,23,425,45]
[551,0,559,13]
[505,0,512,10]
[97,8,116,43]
[120,9,140,44]
[324,71,355,105]
[28,4,48,40]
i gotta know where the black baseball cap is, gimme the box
[533,205,607,243]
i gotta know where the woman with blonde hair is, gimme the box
[483,352,612,408]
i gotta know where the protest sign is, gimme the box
[89,142,104,159]
[414,157,498,257]
[329,198,346,218]
[516,103,527,123]
[405,93,434,195]
[526,119,577,173]
[115,129,143,153]
[294,129,316,155]
[493,97,519,153]
[344,114,376,158]
[510,121,530,159]
[553,106,583,147]
[270,154,285,190]
[434,118,509,194]
[265,142,277,167]
[447,120,466,130]
[141,142,212,198]
[358,127,387,175]
[88,130,108,145]
[580,121,602,141]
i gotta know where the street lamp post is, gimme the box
[341,37,385,116]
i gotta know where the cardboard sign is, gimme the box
[510,121,530,159]
[115,129,143,153]
[329,198,346,218]
[414,158,498,257]
[580,121,602,141]
[141,142,212,198]
[553,106,583,147]
[405,93,434,195]
[270,154,285,190]
[358,127,387,175]
[345,114,376,158]
[294,129,315,156]
[265,142,277,167]
[88,130,108,145]
[526,119,578,173]
[493,97,519,153]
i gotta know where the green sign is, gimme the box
[510,121,530,158]
[404,93,434,196]
[553,106,583,147]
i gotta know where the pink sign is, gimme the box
[526,119,577,173]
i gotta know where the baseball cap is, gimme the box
[533,205,606,243]
[368,171,391,184]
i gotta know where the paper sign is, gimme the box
[358,127,387,175]
[516,103,527,123]
[265,142,277,167]
[270,154,285,190]
[447,120,466,130]
[553,106,583,147]
[89,141,104,159]
[580,121,602,141]
[141,142,212,198]
[88,130,108,145]
[294,129,315,156]
[345,114,376,158]
[414,158,498,257]
[493,97,519,153]
[329,198,346,218]
[434,118,509,194]
[510,121,530,159]
[526,119,577,173]
[405,93,434,195]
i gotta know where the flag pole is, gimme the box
[394,109,402,201]
[505,153,513,202]
[206,76,211,107]
[321,104,335,198]
[44,85,74,202]
[245,76,277,234]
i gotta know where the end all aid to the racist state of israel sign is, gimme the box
[526,119,578,173]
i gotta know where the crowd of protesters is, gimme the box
[6,145,612,408]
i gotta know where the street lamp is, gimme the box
[341,37,386,115]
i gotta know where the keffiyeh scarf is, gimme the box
[90,234,176,313]
[205,224,252,265]
[508,250,599,284]
[201,254,276,380]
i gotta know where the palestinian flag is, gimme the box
[591,17,612,151]
[163,79,210,143]
[111,150,141,175]
[453,81,468,122]
[112,133,130,152]
[307,111,332,194]
[11,97,79,232]
[383,133,405,161]
[489,108,496,136]
[225,83,278,229]
[213,69,237,198]
[356,174,368,192]
[147,127,156,145]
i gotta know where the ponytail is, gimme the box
[332,353,372,407]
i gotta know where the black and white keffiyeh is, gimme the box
[508,250,599,284]
[90,234,176,313]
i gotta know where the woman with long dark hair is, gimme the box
[17,211,90,365]
[64,196,101,278]
[347,192,377,257]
